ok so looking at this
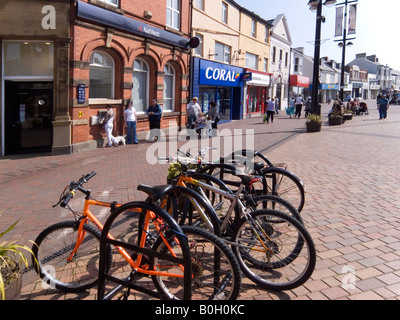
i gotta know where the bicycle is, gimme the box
[158,155,316,291]
[192,148,306,213]
[32,172,241,300]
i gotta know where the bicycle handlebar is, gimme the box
[57,171,97,208]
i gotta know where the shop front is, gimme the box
[0,0,70,156]
[289,74,310,100]
[192,57,244,121]
[243,69,272,116]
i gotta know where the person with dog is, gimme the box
[103,105,118,147]
[146,98,162,141]
[124,100,139,144]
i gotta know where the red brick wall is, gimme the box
[70,0,191,146]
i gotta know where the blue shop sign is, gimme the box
[76,1,190,48]
[199,60,243,87]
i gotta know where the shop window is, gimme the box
[167,0,181,30]
[3,41,54,78]
[163,64,175,111]
[132,58,149,112]
[89,50,114,99]
[98,0,118,6]
[194,33,203,57]
[221,2,228,24]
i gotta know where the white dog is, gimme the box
[114,136,126,145]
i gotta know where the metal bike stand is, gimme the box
[97,201,192,300]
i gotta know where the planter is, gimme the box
[329,116,343,126]
[306,122,322,132]
[3,271,22,300]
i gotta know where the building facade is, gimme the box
[71,0,193,152]
[0,0,71,156]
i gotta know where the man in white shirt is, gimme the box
[186,97,201,129]
[295,95,304,118]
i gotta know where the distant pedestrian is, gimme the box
[146,98,162,141]
[208,101,219,130]
[124,100,139,144]
[295,95,304,118]
[378,94,389,119]
[304,97,312,116]
[286,98,295,118]
[274,96,279,114]
[204,116,214,138]
[103,105,118,147]
[187,97,202,129]
[265,98,276,123]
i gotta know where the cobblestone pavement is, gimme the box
[2,100,400,300]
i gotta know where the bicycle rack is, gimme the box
[97,201,192,300]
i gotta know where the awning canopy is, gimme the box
[290,75,310,88]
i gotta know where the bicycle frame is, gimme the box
[71,196,185,278]
[174,174,274,255]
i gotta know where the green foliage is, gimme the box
[306,114,322,123]
[167,161,196,180]
[0,219,35,300]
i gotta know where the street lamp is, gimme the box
[308,0,336,115]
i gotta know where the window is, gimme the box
[167,0,180,30]
[132,58,149,112]
[163,64,175,111]
[245,53,258,70]
[194,33,203,57]
[251,20,256,38]
[89,50,114,99]
[279,49,283,62]
[272,47,276,63]
[215,42,231,64]
[196,0,204,10]
[265,26,269,43]
[99,0,118,5]
[264,58,268,72]
[294,57,302,73]
[285,52,288,67]
[221,2,228,24]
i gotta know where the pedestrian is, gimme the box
[265,97,276,124]
[146,98,162,141]
[286,97,295,118]
[186,97,202,129]
[124,100,139,144]
[274,96,279,114]
[378,94,389,119]
[295,95,304,118]
[304,97,312,116]
[103,105,118,147]
[204,116,214,138]
[208,100,219,131]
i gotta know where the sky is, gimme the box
[234,0,400,70]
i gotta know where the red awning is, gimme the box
[290,75,310,88]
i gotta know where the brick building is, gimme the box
[71,0,194,152]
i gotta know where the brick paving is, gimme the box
[1,100,400,300]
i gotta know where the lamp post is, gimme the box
[308,0,336,115]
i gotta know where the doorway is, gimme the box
[5,81,53,154]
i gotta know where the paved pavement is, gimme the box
[2,99,400,300]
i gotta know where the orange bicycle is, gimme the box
[32,172,241,300]
[31,172,192,299]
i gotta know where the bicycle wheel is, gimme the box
[246,194,303,224]
[232,209,316,291]
[32,220,112,292]
[151,226,241,300]
[259,167,305,213]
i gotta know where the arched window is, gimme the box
[89,50,114,99]
[163,64,175,111]
[132,58,149,112]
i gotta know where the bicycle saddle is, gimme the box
[137,184,173,201]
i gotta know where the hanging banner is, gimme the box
[335,6,343,37]
[348,4,357,35]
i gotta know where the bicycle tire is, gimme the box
[247,194,303,224]
[151,225,241,300]
[259,167,305,213]
[231,209,316,291]
[31,220,112,292]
